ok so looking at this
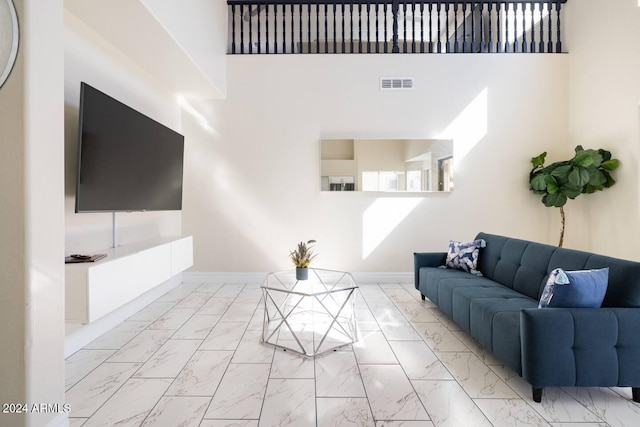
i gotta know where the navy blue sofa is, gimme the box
[414,232,640,403]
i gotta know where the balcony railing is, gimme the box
[227,1,567,54]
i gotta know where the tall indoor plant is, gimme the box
[529,145,619,247]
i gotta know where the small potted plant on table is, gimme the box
[290,240,317,280]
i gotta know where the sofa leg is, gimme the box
[633,387,640,403]
[532,387,543,403]
[421,294,426,301]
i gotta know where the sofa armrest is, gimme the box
[520,307,640,388]
[413,252,447,290]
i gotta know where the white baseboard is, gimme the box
[64,275,182,357]
[182,271,413,285]
[182,272,267,285]
[352,272,413,284]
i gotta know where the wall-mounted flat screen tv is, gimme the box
[75,82,185,213]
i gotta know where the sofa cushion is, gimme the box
[445,239,486,276]
[418,267,480,305]
[436,277,502,320]
[451,285,526,333]
[475,233,556,299]
[539,268,609,308]
[492,310,524,374]
[469,297,538,356]
[585,255,640,308]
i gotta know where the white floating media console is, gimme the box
[66,236,193,324]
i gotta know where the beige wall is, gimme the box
[0,1,65,426]
[183,54,569,273]
[565,0,640,256]
[64,10,182,255]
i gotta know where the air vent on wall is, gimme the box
[380,77,414,90]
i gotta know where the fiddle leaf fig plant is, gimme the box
[529,145,619,247]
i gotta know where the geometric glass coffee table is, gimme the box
[261,268,358,357]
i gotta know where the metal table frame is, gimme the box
[261,268,358,357]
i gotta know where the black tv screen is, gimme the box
[75,82,184,212]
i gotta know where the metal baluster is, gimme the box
[471,2,475,53]
[367,3,371,53]
[478,1,484,52]
[454,2,459,53]
[420,3,424,53]
[428,3,432,53]
[249,4,253,53]
[511,2,517,53]
[488,2,493,53]
[257,3,261,53]
[299,3,302,53]
[350,3,354,53]
[342,3,345,53]
[392,1,399,53]
[358,4,362,53]
[522,3,527,53]
[411,3,415,53]
[505,2,509,53]
[376,3,380,53]
[274,4,278,54]
[437,3,441,53]
[530,2,536,53]
[496,2,501,53]
[403,2,407,53]
[283,3,287,53]
[384,3,388,53]
[240,4,244,54]
[334,3,337,54]
[539,2,545,53]
[556,0,562,53]
[308,2,311,53]
[316,3,320,54]
[445,3,450,53]
[231,4,236,54]
[291,4,295,54]
[325,3,329,54]
[461,2,466,53]
[547,1,552,53]
[265,3,269,53]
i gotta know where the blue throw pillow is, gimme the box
[538,267,609,308]
[444,239,486,276]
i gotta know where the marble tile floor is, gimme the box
[65,282,640,427]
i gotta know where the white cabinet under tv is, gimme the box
[65,236,193,324]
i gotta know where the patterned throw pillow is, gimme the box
[444,239,486,276]
[539,267,609,308]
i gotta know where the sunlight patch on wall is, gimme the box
[362,198,422,259]
[439,88,488,163]
[177,94,216,134]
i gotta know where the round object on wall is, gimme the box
[0,0,19,88]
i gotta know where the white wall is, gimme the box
[183,54,569,273]
[565,0,640,257]
[64,10,182,255]
[142,0,227,98]
[0,1,66,426]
